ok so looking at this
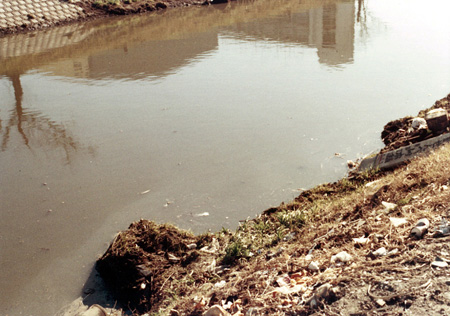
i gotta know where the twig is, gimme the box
[159,271,176,292]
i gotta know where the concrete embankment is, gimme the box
[0,0,91,34]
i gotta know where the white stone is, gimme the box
[308,261,320,271]
[331,251,352,263]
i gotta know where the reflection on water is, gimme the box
[0,0,356,83]
[224,1,354,66]
[1,74,93,163]
[0,0,449,315]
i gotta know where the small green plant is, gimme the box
[253,219,271,233]
[276,209,307,229]
[222,239,249,264]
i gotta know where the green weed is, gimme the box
[222,238,249,264]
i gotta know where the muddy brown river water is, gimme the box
[0,0,449,314]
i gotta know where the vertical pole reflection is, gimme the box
[1,74,30,151]
[11,74,30,147]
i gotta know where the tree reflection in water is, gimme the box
[1,73,94,164]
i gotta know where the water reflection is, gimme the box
[1,74,93,163]
[0,0,355,83]
[224,1,354,66]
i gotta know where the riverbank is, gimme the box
[0,0,221,35]
[60,93,450,315]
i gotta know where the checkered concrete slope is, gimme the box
[0,0,86,30]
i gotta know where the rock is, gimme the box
[331,251,352,264]
[308,261,320,271]
[370,247,387,258]
[382,201,397,213]
[187,243,197,250]
[214,280,226,288]
[376,298,386,307]
[203,305,231,316]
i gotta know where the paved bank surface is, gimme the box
[0,0,91,34]
[0,0,207,35]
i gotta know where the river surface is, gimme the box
[0,0,449,314]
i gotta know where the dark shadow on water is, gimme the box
[80,265,131,315]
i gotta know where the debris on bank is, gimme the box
[358,94,450,171]
[94,94,450,316]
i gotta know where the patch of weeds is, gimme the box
[338,178,358,193]
[222,238,249,265]
[350,167,382,185]
[196,232,213,248]
[253,219,272,233]
[220,227,231,235]
[276,209,308,229]
[238,220,248,232]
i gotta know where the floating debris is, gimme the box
[194,212,210,217]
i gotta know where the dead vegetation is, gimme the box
[96,94,450,316]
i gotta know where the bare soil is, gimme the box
[95,96,450,316]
